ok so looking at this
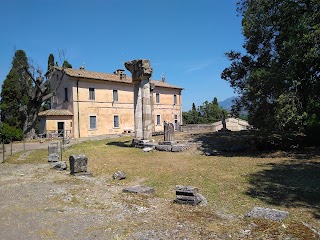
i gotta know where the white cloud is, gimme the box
[182,60,214,73]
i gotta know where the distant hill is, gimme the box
[218,96,237,111]
[219,96,248,117]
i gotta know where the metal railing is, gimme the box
[39,130,72,140]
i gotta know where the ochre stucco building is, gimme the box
[38,67,183,138]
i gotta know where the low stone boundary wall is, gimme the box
[180,124,218,132]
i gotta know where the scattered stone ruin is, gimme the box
[154,121,190,152]
[124,59,191,152]
[164,121,175,142]
[174,185,207,206]
[112,171,126,180]
[48,141,59,162]
[245,207,289,222]
[123,185,155,194]
[52,161,67,171]
[69,154,92,176]
[132,120,191,152]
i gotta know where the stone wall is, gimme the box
[180,124,219,132]
[181,118,250,132]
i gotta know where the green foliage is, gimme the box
[47,53,54,72]
[62,60,72,68]
[183,99,227,124]
[222,0,320,132]
[0,50,31,131]
[0,123,23,143]
[43,53,55,111]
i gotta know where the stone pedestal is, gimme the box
[125,59,154,141]
[69,154,92,176]
[164,121,175,141]
[48,142,59,162]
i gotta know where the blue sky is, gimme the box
[0,0,244,111]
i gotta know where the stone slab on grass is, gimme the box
[113,171,126,180]
[171,144,189,152]
[142,147,154,152]
[155,145,172,152]
[245,207,289,222]
[123,185,155,194]
[175,185,207,206]
[72,171,93,177]
[51,161,67,171]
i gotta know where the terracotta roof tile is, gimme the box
[38,109,73,116]
[59,68,183,90]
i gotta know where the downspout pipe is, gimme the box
[77,78,80,138]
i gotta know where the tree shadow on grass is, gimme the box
[189,130,319,158]
[106,140,132,148]
[189,131,261,157]
[246,159,320,217]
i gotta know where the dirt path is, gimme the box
[0,162,229,239]
[1,133,318,239]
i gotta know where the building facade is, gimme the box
[38,68,183,138]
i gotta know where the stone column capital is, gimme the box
[124,59,153,81]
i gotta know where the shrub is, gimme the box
[0,123,23,143]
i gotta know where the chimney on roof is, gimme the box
[161,73,166,83]
[114,69,126,80]
[79,63,85,70]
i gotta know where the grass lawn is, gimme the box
[5,131,320,238]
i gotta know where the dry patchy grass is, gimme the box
[7,132,320,238]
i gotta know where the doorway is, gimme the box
[174,115,179,130]
[57,122,65,138]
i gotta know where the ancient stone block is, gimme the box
[48,142,59,162]
[245,207,289,222]
[123,185,155,194]
[51,161,67,171]
[142,147,154,152]
[155,144,172,151]
[158,141,173,145]
[196,193,208,206]
[69,154,88,174]
[171,144,189,152]
[113,171,126,180]
[175,185,207,206]
[164,121,175,141]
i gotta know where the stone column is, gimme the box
[150,83,155,132]
[141,78,152,140]
[125,59,153,140]
[133,82,143,139]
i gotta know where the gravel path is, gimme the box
[1,134,318,239]
[0,163,225,239]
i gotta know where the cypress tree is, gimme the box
[1,50,30,130]
[47,53,54,72]
[42,53,55,111]
[62,60,72,68]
